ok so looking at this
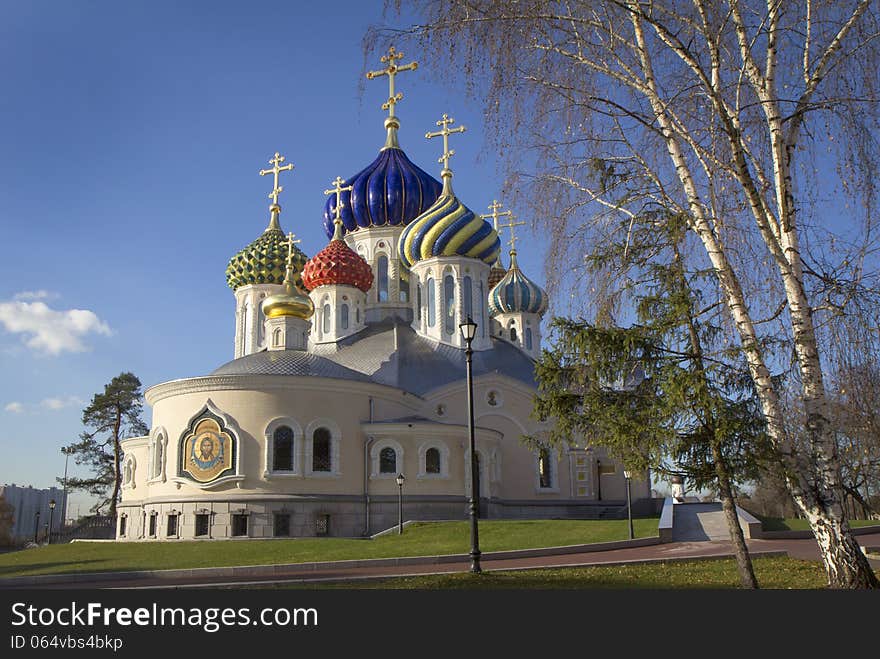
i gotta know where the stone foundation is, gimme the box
[116,496,662,540]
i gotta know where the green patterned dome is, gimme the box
[226,226,309,291]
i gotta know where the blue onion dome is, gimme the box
[226,211,308,291]
[321,144,443,239]
[398,193,501,268]
[488,250,548,316]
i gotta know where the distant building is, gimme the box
[0,484,67,543]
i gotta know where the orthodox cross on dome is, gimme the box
[426,114,466,191]
[324,176,353,239]
[366,46,418,120]
[286,232,302,263]
[261,152,294,206]
[480,199,513,232]
[498,216,526,254]
[260,152,294,231]
[324,176,353,223]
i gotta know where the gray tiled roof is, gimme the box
[210,319,537,396]
[211,350,373,382]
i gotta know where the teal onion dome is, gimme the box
[398,193,501,268]
[488,251,548,316]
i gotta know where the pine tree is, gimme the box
[531,214,771,588]
[60,372,148,517]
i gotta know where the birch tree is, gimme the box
[384,0,880,587]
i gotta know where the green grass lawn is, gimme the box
[0,518,659,579]
[759,517,880,532]
[283,556,879,590]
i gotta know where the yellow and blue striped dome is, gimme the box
[488,251,547,316]
[398,193,501,268]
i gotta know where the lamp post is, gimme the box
[33,510,41,544]
[48,499,56,545]
[61,448,70,526]
[623,469,634,540]
[395,473,405,535]
[458,316,481,574]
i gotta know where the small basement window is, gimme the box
[232,514,249,537]
[195,513,210,537]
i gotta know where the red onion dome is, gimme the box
[302,223,374,293]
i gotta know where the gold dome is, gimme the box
[260,235,314,320]
[262,280,314,320]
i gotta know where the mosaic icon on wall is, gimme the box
[179,406,237,483]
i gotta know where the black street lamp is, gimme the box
[395,473,405,535]
[458,316,481,574]
[33,510,41,544]
[48,499,56,545]
[623,469,634,540]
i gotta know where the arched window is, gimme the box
[478,281,485,337]
[244,300,255,350]
[273,327,282,347]
[312,428,332,472]
[525,327,533,350]
[273,426,294,472]
[416,283,422,324]
[463,276,473,322]
[340,304,349,330]
[356,306,360,324]
[444,274,455,335]
[510,326,518,342]
[425,448,441,474]
[150,431,166,481]
[539,448,552,488]
[322,304,331,334]
[419,441,449,478]
[427,277,436,327]
[379,447,397,474]
[154,440,164,479]
[377,255,389,302]
[399,265,409,302]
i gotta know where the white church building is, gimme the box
[116,48,651,541]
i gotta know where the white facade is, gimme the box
[234,283,282,358]
[410,256,492,351]
[309,284,367,344]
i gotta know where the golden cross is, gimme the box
[260,152,294,206]
[366,46,418,119]
[286,232,302,262]
[426,114,466,172]
[499,216,526,252]
[323,176,354,223]
[479,199,513,232]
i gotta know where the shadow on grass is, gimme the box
[0,559,105,577]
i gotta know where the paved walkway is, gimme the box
[6,530,875,590]
[671,502,731,541]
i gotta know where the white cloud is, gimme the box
[13,290,58,301]
[0,300,112,356]
[4,402,24,414]
[40,396,85,411]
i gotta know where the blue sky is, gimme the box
[0,1,550,516]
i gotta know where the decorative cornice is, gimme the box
[145,374,424,408]
[423,370,538,401]
[361,420,502,443]
[170,475,246,491]
[121,435,149,446]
